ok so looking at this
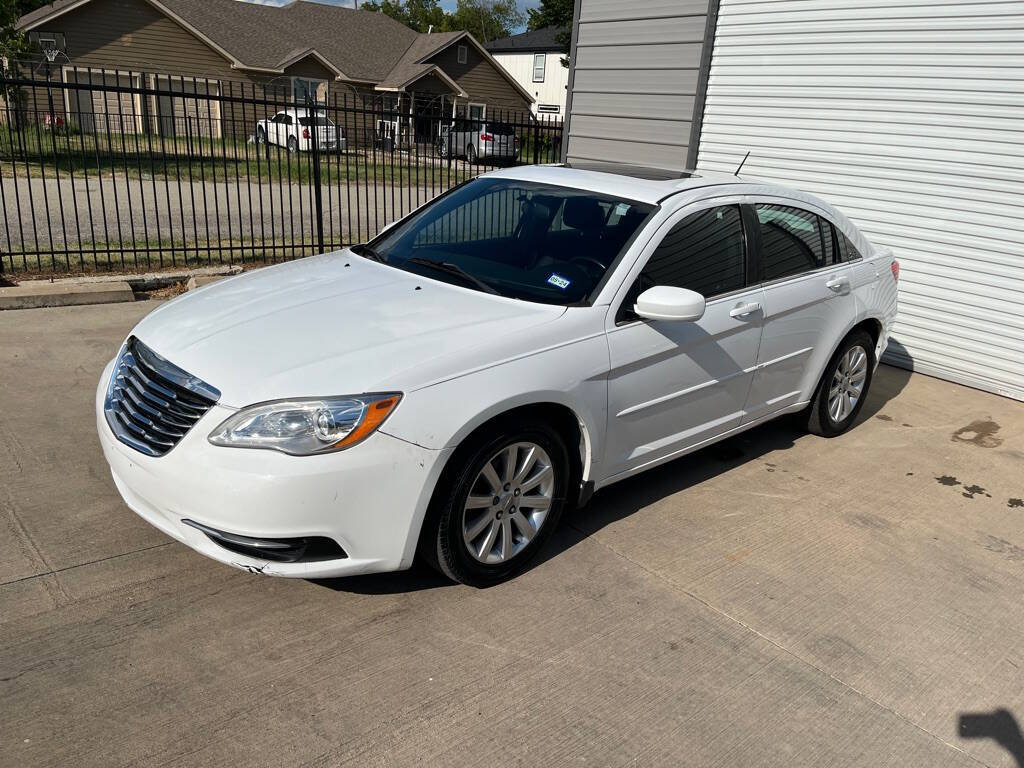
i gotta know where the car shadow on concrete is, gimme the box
[314,363,912,594]
[959,709,1024,767]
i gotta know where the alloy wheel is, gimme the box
[828,345,868,422]
[461,442,554,565]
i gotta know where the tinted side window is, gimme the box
[756,204,824,280]
[640,205,746,298]
[836,228,863,262]
[821,219,836,265]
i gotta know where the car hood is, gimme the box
[130,252,566,407]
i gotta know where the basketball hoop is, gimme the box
[28,31,66,69]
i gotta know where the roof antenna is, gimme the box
[734,150,750,177]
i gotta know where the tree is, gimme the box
[361,0,521,41]
[359,0,446,33]
[526,0,572,65]
[444,0,524,43]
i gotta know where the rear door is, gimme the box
[602,203,765,481]
[743,202,857,421]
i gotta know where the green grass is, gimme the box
[0,125,476,184]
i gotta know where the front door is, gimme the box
[603,204,765,481]
[743,203,857,421]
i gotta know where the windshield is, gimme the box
[356,178,656,305]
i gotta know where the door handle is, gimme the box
[826,276,850,292]
[729,302,761,318]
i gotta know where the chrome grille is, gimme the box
[104,337,220,456]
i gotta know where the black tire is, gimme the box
[422,417,570,587]
[287,135,298,153]
[256,126,266,144]
[466,143,477,164]
[807,329,875,437]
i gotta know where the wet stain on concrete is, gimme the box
[962,484,992,500]
[847,512,893,530]
[936,475,960,487]
[1009,498,1024,509]
[979,534,1024,562]
[952,419,1003,448]
[876,414,893,422]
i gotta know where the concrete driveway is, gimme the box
[2,302,1023,768]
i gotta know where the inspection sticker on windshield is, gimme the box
[546,273,571,290]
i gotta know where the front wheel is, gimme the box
[256,126,266,144]
[466,143,478,164]
[287,135,298,153]
[807,329,875,437]
[423,419,569,587]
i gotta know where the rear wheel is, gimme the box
[466,143,478,164]
[807,329,874,437]
[256,126,266,144]
[287,135,298,153]
[423,418,569,587]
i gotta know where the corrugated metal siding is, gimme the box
[697,0,1024,401]
[565,0,711,169]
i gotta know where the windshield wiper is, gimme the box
[351,244,387,263]
[404,257,500,295]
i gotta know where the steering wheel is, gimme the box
[570,256,607,278]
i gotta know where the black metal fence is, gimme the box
[0,63,564,274]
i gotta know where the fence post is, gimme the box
[306,93,325,254]
[532,115,540,165]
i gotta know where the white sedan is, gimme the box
[96,164,898,586]
[255,108,345,153]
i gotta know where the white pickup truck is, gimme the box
[255,108,346,153]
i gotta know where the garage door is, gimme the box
[696,0,1024,401]
[64,69,142,135]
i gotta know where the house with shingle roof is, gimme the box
[15,0,533,139]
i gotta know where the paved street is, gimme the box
[1,173,452,257]
[2,301,1023,767]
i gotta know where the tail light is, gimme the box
[480,133,493,142]
[302,128,310,139]
[891,259,900,281]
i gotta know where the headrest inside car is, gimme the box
[563,197,604,231]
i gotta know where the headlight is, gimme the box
[208,393,401,455]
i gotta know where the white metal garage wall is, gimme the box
[696,0,1024,401]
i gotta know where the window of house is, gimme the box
[457,44,468,65]
[756,204,825,281]
[537,104,560,114]
[639,205,747,299]
[292,77,326,104]
[533,53,546,82]
[468,103,485,122]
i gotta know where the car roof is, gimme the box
[483,163,753,205]
[480,163,873,256]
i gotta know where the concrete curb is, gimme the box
[0,281,135,310]
[37,265,244,291]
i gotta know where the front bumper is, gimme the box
[96,360,451,578]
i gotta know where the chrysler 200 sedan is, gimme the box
[97,164,898,586]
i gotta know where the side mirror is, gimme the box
[634,286,706,322]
